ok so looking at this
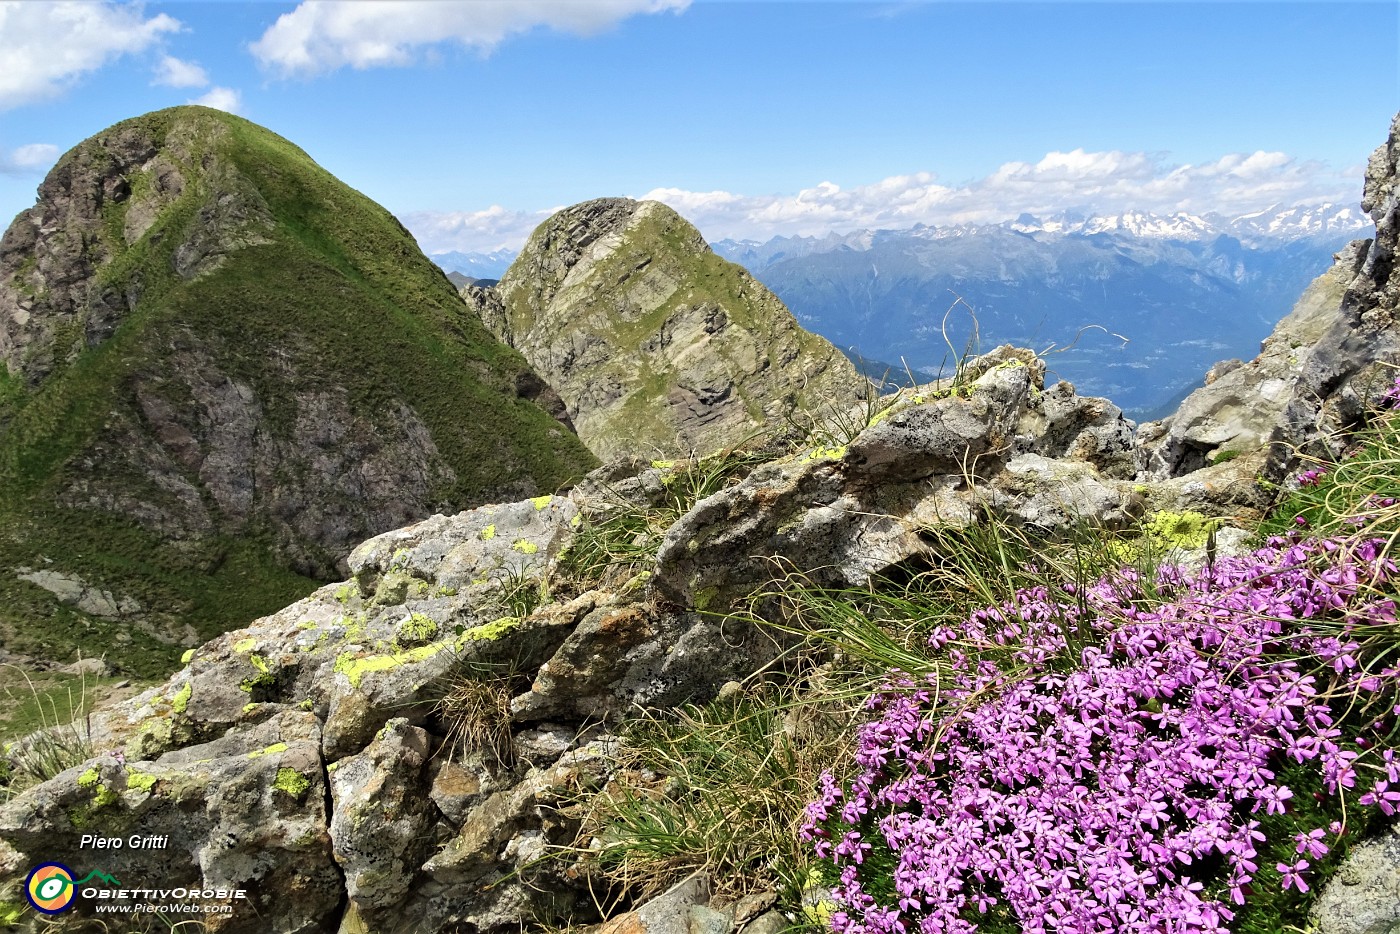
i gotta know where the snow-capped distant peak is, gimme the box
[1004,204,1370,242]
[1078,211,1215,239]
[710,200,1371,269]
[1225,202,1370,239]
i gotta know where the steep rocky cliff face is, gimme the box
[464,198,866,460]
[0,107,597,675]
[1138,112,1400,480]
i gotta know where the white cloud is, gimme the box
[153,55,209,88]
[401,148,1362,252]
[636,149,1359,242]
[0,143,59,176]
[400,205,555,255]
[189,87,242,114]
[251,0,689,76]
[0,1,181,110]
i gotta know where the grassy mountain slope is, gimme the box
[0,107,597,677]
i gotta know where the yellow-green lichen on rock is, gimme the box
[126,771,158,794]
[170,681,192,714]
[802,445,847,462]
[1142,510,1221,550]
[273,767,312,799]
[240,652,276,693]
[247,742,288,760]
[395,612,439,647]
[125,715,176,761]
[333,639,450,689]
[455,617,520,646]
[0,899,24,926]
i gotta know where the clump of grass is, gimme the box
[490,563,552,620]
[1263,392,1400,545]
[1,663,96,800]
[570,679,858,913]
[434,663,525,769]
[557,445,774,590]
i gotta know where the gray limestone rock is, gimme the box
[329,719,434,915]
[0,710,340,933]
[1313,822,1400,934]
[654,346,1144,609]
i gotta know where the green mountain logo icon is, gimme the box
[74,870,122,887]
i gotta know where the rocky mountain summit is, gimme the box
[2,112,1399,934]
[461,198,865,460]
[0,107,597,675]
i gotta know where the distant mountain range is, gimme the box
[430,204,1373,419]
[429,249,516,280]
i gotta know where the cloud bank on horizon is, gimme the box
[250,0,691,76]
[402,147,1361,255]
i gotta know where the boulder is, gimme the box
[0,710,340,933]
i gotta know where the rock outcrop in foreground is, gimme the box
[464,198,866,460]
[1,321,1384,930]
[0,343,1248,933]
[0,107,596,674]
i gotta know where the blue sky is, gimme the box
[0,1,1396,252]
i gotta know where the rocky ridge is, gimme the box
[463,198,866,460]
[1138,112,1400,483]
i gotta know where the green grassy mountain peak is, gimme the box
[0,106,597,677]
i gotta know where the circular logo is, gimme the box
[25,862,77,914]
